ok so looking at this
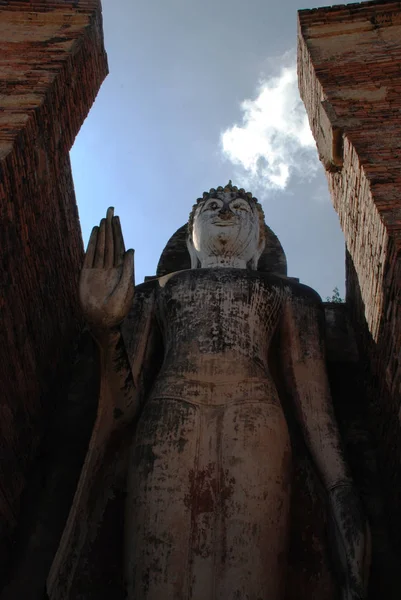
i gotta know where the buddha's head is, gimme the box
[187,181,266,270]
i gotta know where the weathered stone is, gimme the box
[47,195,369,599]
[298,0,401,593]
[0,0,107,590]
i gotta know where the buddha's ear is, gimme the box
[186,235,201,269]
[257,233,266,260]
[247,235,266,271]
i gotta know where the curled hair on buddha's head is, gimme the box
[187,180,267,269]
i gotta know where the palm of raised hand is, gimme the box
[79,207,135,332]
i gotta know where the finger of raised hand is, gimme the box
[94,218,106,268]
[84,226,98,268]
[112,215,126,267]
[104,207,114,268]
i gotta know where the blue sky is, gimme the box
[70,0,355,298]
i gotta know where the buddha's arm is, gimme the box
[96,284,159,426]
[279,291,370,600]
[47,285,159,599]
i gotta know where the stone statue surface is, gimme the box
[47,183,370,600]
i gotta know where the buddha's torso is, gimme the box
[126,269,294,599]
[149,268,290,404]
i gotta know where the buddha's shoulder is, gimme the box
[134,270,321,305]
[268,275,322,304]
[260,273,322,305]
[133,278,159,300]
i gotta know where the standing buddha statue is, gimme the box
[48,182,370,600]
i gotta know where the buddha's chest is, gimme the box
[156,269,288,354]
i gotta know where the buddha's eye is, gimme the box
[232,202,249,211]
[206,201,219,210]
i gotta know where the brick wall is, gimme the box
[298,0,401,554]
[0,0,107,580]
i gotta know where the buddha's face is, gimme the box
[191,191,263,268]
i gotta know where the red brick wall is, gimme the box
[298,0,401,552]
[0,0,107,568]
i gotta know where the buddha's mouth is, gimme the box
[212,219,237,227]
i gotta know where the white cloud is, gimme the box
[221,58,320,192]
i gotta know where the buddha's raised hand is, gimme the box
[79,207,135,335]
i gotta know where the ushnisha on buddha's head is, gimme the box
[187,181,266,270]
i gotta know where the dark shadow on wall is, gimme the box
[0,331,99,600]
[344,249,401,599]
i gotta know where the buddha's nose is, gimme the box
[218,204,233,220]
